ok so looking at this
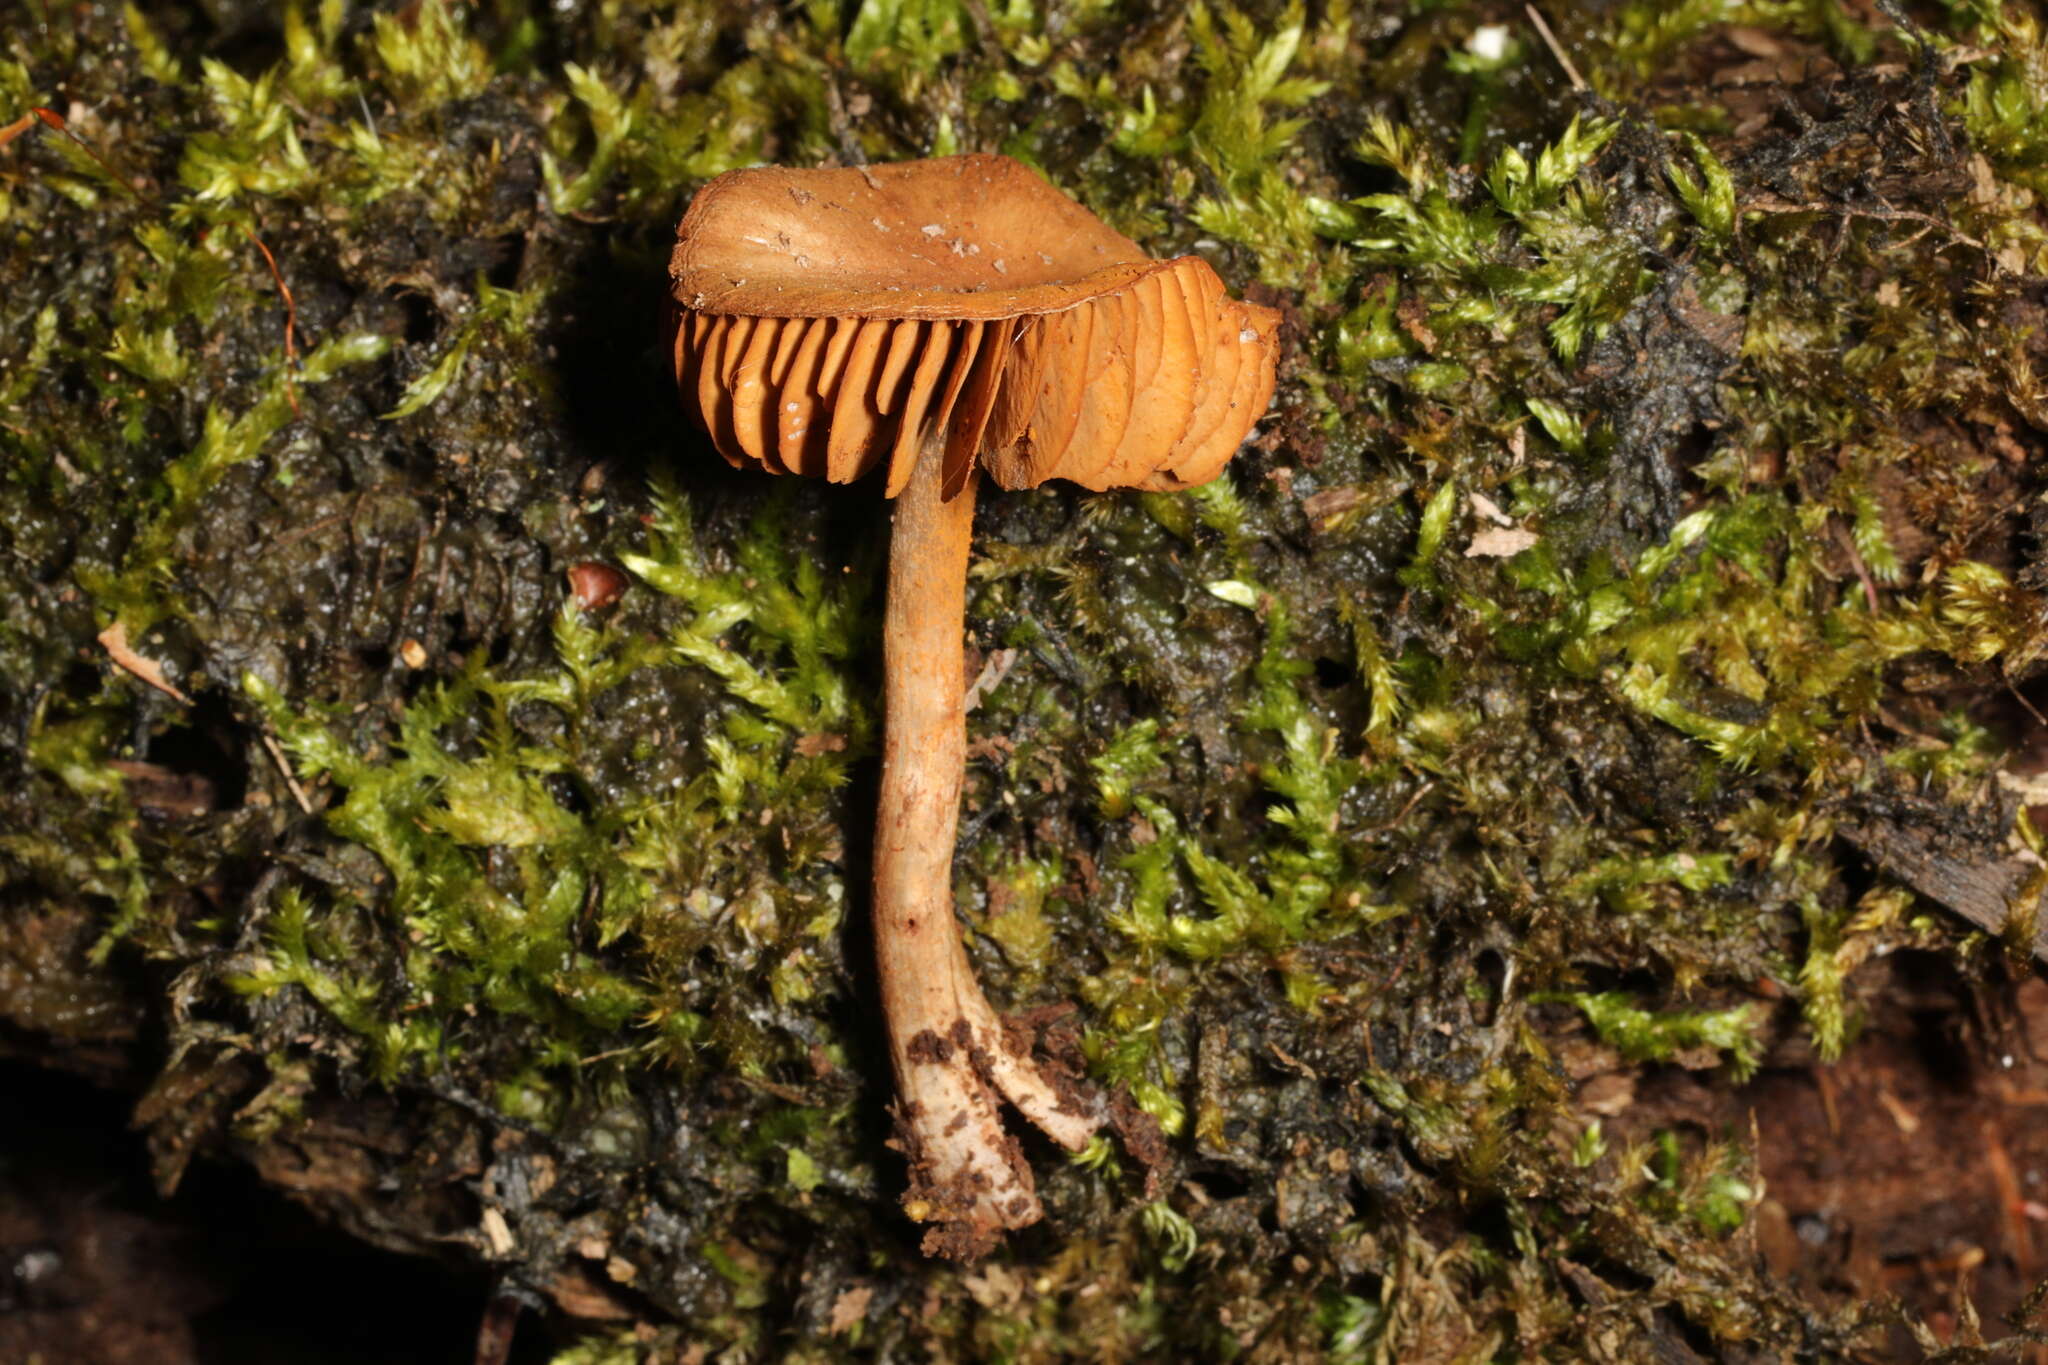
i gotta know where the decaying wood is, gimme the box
[1841,809,2048,963]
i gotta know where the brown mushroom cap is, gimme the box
[667,153,1281,497]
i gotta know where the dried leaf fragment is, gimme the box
[98,621,191,705]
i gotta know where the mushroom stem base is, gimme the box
[875,452,1104,1260]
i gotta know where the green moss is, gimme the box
[1548,990,1763,1079]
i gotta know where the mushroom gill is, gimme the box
[666,153,1280,1259]
[667,155,1279,498]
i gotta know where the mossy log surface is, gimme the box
[6,1,2048,1360]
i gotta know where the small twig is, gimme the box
[1372,778,1438,832]
[2008,680,2048,731]
[1830,516,1882,612]
[243,222,303,417]
[270,512,348,547]
[1525,5,1586,93]
[1873,706,1946,750]
[259,729,315,815]
[11,106,149,201]
[1743,191,1985,251]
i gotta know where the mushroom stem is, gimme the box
[876,444,1104,1258]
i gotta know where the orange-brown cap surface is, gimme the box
[667,154,1280,497]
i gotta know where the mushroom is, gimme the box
[665,153,1280,1257]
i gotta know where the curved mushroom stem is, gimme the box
[876,446,1105,1259]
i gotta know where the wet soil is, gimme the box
[19,957,2048,1359]
[1751,971,2048,1354]
[1569,955,2048,1356]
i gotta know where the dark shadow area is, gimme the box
[0,1061,553,1365]
[143,689,249,812]
[548,236,694,486]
